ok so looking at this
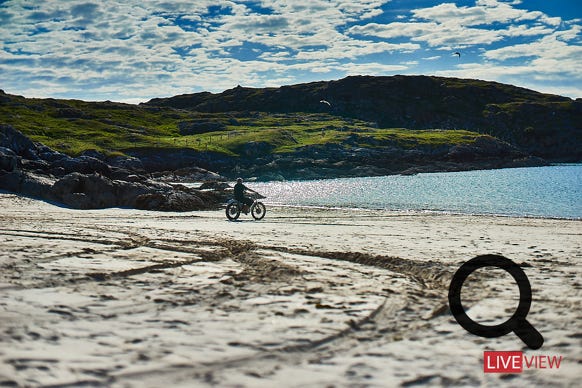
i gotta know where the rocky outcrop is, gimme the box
[0,125,227,210]
[123,129,547,181]
[167,134,546,181]
[0,147,18,172]
[153,166,226,183]
[0,124,38,159]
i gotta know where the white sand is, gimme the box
[0,193,580,387]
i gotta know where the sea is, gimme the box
[247,165,582,219]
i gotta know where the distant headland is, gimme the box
[1,75,580,209]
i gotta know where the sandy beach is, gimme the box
[0,193,580,387]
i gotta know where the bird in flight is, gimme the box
[453,51,461,58]
[320,100,331,107]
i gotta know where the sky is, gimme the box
[1,0,581,103]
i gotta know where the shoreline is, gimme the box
[262,203,582,221]
[3,188,580,222]
[0,193,580,386]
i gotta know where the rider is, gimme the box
[234,177,256,213]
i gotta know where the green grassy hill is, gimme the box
[0,90,486,158]
[3,74,577,180]
[146,75,582,161]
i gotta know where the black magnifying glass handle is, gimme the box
[514,319,544,350]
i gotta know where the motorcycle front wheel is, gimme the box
[226,203,241,221]
[251,202,266,220]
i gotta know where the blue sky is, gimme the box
[1,0,580,103]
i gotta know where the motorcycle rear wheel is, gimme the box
[226,203,241,221]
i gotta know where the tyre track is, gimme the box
[2,222,450,387]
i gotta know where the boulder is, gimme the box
[109,167,146,181]
[172,166,226,181]
[0,126,226,211]
[37,147,68,162]
[0,125,38,159]
[108,155,145,172]
[0,147,18,172]
[199,181,231,190]
[0,170,55,199]
[51,173,117,209]
[52,155,112,176]
[50,172,154,209]
[136,191,206,211]
[21,158,51,172]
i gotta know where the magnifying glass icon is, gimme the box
[448,254,544,350]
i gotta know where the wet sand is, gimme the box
[0,193,580,387]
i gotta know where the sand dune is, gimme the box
[0,193,580,387]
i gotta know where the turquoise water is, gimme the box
[250,165,582,219]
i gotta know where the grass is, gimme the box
[1,94,489,157]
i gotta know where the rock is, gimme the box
[0,125,38,159]
[0,126,225,211]
[0,170,55,199]
[136,191,206,211]
[447,136,523,162]
[51,173,118,209]
[199,181,231,190]
[0,147,18,172]
[172,166,226,182]
[49,173,191,210]
[110,167,141,181]
[37,147,68,162]
[107,155,145,172]
[50,166,67,177]
[81,149,107,160]
[135,192,166,210]
[52,155,112,176]
[21,159,51,172]
[114,179,153,207]
[178,120,226,135]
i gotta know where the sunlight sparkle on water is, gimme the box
[249,165,581,219]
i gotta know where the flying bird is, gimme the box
[453,51,461,58]
[320,100,331,107]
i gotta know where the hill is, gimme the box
[1,75,581,181]
[146,75,582,162]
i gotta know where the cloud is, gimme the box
[412,1,531,26]
[1,0,409,101]
[349,21,505,47]
[0,0,579,101]
[70,2,102,23]
[348,0,564,48]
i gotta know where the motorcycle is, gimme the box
[225,194,266,221]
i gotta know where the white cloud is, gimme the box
[0,0,579,101]
[349,21,505,47]
[349,0,563,48]
[413,1,529,26]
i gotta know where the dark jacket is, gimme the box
[234,182,247,200]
